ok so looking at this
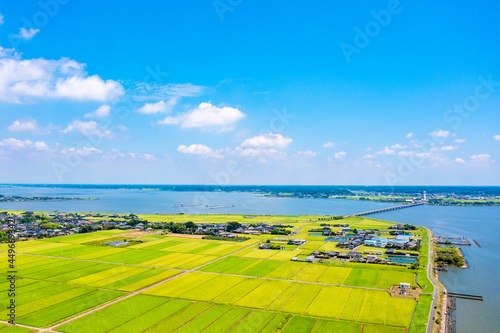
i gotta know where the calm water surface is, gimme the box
[1,186,498,332]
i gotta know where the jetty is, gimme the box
[435,236,471,246]
[447,293,483,301]
[348,203,424,217]
[472,239,481,247]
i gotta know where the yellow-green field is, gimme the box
[0,214,431,332]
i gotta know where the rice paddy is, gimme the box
[0,215,429,332]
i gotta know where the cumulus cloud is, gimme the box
[362,153,374,159]
[454,139,466,143]
[0,54,124,103]
[7,119,38,132]
[14,28,40,40]
[177,144,222,158]
[0,14,4,25]
[334,151,346,160]
[429,130,450,138]
[470,154,491,161]
[84,105,111,118]
[240,133,292,149]
[158,102,245,131]
[494,134,500,141]
[136,98,178,114]
[7,118,55,134]
[406,132,414,138]
[390,143,406,149]
[441,146,458,151]
[61,146,102,156]
[375,146,396,155]
[0,138,49,152]
[62,120,114,139]
[454,158,465,164]
[322,142,335,148]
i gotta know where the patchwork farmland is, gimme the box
[0,214,433,332]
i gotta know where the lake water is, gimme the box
[1,186,498,332]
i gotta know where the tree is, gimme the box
[185,221,197,230]
[226,222,241,232]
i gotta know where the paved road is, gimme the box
[426,228,440,333]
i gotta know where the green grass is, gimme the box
[144,272,216,297]
[174,305,231,333]
[58,295,168,333]
[265,262,305,280]
[358,290,389,325]
[345,268,379,288]
[145,302,212,333]
[267,283,303,311]
[178,275,246,301]
[386,297,416,327]
[362,325,406,333]
[109,299,192,333]
[312,319,361,333]
[238,260,284,277]
[202,307,252,333]
[281,316,317,333]
[376,270,416,289]
[305,286,351,318]
[212,279,264,304]
[317,266,353,284]
[235,280,292,309]
[281,284,322,314]
[197,257,258,274]
[409,295,432,333]
[17,290,124,327]
[339,288,366,321]
[293,264,327,282]
[229,310,277,333]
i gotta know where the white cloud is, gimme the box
[295,150,317,157]
[0,14,4,25]
[158,102,245,131]
[334,151,346,160]
[441,146,458,151]
[322,142,335,148]
[390,143,406,149]
[241,133,292,149]
[375,146,396,155]
[454,158,465,164]
[177,144,222,158]
[454,139,466,143]
[429,130,450,138]
[14,28,40,40]
[136,98,178,114]
[470,154,491,161]
[62,120,114,139]
[416,152,432,158]
[6,118,54,134]
[7,119,38,132]
[494,134,500,141]
[61,146,102,156]
[116,125,128,131]
[405,132,413,138]
[84,105,111,118]
[0,55,124,103]
[0,138,49,152]
[366,147,372,152]
[398,151,413,156]
[362,153,374,159]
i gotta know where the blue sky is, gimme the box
[0,0,499,185]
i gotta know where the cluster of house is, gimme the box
[0,212,153,239]
[364,235,419,249]
[193,223,292,236]
[293,249,417,265]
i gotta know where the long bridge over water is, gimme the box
[348,202,425,217]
